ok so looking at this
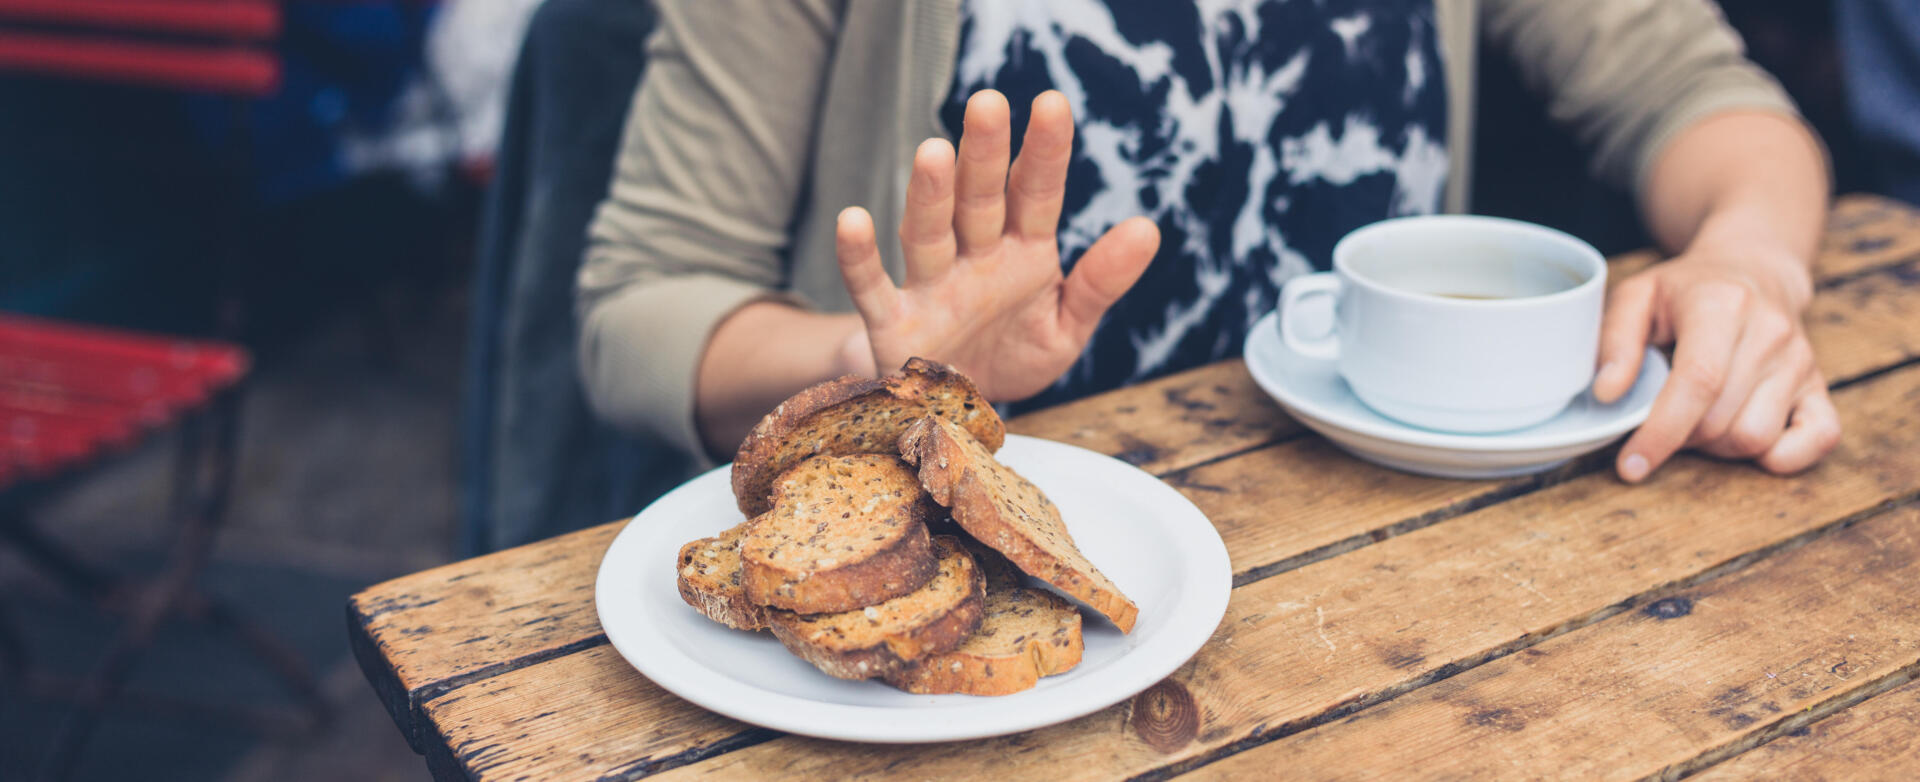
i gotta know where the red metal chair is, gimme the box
[0,3,330,779]
[0,0,282,95]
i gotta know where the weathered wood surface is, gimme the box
[1692,678,1920,782]
[1194,505,1920,781]
[418,646,760,781]
[649,366,1920,782]
[348,522,622,748]
[345,195,1920,779]
[1185,251,1920,580]
[1821,194,1920,277]
[1006,359,1298,475]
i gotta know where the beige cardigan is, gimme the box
[579,0,1799,462]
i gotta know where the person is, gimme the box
[1837,0,1920,206]
[461,0,670,553]
[578,0,1838,486]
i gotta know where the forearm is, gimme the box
[1641,111,1829,293]
[694,301,870,459]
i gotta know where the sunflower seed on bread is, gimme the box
[900,415,1139,633]
[740,454,939,614]
[731,358,1003,517]
[675,520,769,631]
[884,546,1083,695]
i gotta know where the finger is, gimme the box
[1692,310,1798,445]
[1615,290,1745,482]
[953,90,1011,256]
[900,138,958,286]
[835,207,897,325]
[1757,380,1842,474]
[1699,363,1803,460]
[1059,217,1159,342]
[1006,91,1074,240]
[1594,276,1655,404]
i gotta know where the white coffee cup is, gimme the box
[1278,215,1607,434]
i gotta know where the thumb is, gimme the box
[1059,217,1159,342]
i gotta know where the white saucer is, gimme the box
[1243,311,1668,479]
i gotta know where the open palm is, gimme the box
[835,90,1160,402]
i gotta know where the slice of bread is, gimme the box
[883,551,1084,695]
[768,535,985,679]
[740,454,938,613]
[732,358,1005,517]
[901,415,1140,633]
[675,520,769,631]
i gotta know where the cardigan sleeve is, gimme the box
[577,0,841,462]
[1480,0,1811,198]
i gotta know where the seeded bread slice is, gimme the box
[768,536,985,679]
[883,549,1084,695]
[900,415,1140,633]
[740,454,938,613]
[732,358,1005,517]
[675,520,769,631]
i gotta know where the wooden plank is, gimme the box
[348,522,622,749]
[1007,360,1297,475]
[359,197,1920,766]
[1194,506,1920,781]
[454,364,1920,781]
[1170,437,1580,579]
[418,646,763,781]
[1180,253,1920,581]
[1821,193,1920,278]
[396,250,1920,777]
[1807,257,1920,383]
[1693,678,1920,781]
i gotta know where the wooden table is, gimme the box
[352,195,1920,781]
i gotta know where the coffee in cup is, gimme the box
[1277,215,1607,433]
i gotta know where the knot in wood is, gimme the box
[1642,596,1693,620]
[1130,678,1200,754]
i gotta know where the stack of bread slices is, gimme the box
[674,358,1138,696]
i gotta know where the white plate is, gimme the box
[594,435,1232,743]
[1244,310,1668,479]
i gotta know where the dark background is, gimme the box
[0,1,1890,780]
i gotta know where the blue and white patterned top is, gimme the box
[943,0,1450,410]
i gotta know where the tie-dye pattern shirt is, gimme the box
[942,0,1449,410]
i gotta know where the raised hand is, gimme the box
[833,90,1160,401]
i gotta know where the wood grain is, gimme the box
[1179,252,1920,581]
[638,364,1920,782]
[1820,194,1920,278]
[1005,359,1297,475]
[417,645,763,781]
[1194,506,1920,781]
[352,195,1920,775]
[1807,256,1920,383]
[348,522,622,748]
[1693,678,1920,781]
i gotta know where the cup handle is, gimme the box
[1279,273,1342,361]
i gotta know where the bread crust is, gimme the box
[741,511,936,614]
[901,416,1140,634]
[767,536,986,679]
[731,375,888,515]
[674,522,769,631]
[884,586,1084,695]
[730,358,1004,517]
